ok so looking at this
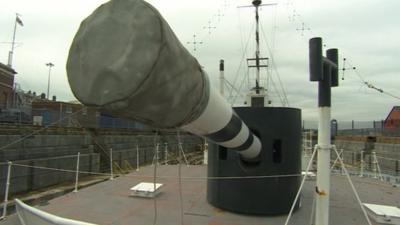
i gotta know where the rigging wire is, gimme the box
[231,68,251,105]
[176,130,185,225]
[259,25,290,106]
[269,74,285,105]
[152,131,159,225]
[227,22,255,105]
[345,61,400,100]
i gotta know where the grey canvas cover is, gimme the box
[67,0,209,128]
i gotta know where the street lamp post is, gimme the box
[45,62,54,100]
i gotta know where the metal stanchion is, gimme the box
[372,152,384,181]
[110,148,114,180]
[1,162,12,219]
[136,144,140,172]
[73,152,80,193]
[178,142,189,167]
[372,151,378,179]
[203,139,208,165]
[360,150,364,177]
[164,143,169,165]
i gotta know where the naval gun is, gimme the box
[67,0,301,215]
[67,0,261,162]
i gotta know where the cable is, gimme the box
[7,162,303,180]
[375,155,400,162]
[269,73,285,106]
[260,25,290,106]
[176,130,184,225]
[231,68,249,105]
[332,146,373,225]
[152,131,159,225]
[227,22,255,105]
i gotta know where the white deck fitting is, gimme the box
[302,171,316,177]
[130,182,163,198]
[363,203,400,225]
[302,171,316,180]
[15,199,97,225]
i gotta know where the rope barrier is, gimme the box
[177,130,185,225]
[5,162,303,180]
[152,131,159,225]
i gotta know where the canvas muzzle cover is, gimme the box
[67,0,209,128]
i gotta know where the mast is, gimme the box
[244,0,274,107]
[254,0,261,91]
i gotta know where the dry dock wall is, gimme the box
[334,140,400,176]
[0,132,202,198]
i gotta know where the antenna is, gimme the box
[203,21,216,34]
[215,10,224,22]
[341,58,356,80]
[289,9,299,22]
[296,22,310,36]
[186,34,203,52]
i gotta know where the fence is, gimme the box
[303,120,400,137]
[330,150,400,177]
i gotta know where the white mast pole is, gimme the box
[46,63,54,100]
[7,15,18,67]
[219,60,225,96]
[309,38,339,225]
[315,107,331,225]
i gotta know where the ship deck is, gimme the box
[1,165,399,225]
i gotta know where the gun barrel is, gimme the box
[66,0,261,160]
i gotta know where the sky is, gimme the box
[0,0,399,124]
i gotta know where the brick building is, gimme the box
[32,99,98,127]
[31,99,144,129]
[0,62,17,109]
[384,106,400,129]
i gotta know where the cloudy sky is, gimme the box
[0,0,399,124]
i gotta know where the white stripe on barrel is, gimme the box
[182,85,261,160]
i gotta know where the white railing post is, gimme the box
[1,161,12,219]
[178,142,190,167]
[374,153,384,181]
[136,144,140,172]
[164,142,168,165]
[156,143,160,165]
[340,149,344,175]
[359,150,364,177]
[110,148,114,180]
[203,139,208,165]
[333,146,373,225]
[372,151,378,179]
[73,152,80,193]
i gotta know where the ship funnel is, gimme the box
[66,0,261,161]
